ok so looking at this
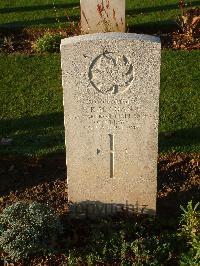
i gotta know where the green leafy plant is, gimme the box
[0,202,63,262]
[52,1,81,37]
[66,218,175,265]
[178,201,200,265]
[179,201,200,241]
[33,32,63,53]
[179,240,200,266]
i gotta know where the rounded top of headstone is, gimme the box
[61,32,161,47]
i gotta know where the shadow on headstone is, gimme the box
[68,200,155,219]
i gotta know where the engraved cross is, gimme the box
[109,134,114,178]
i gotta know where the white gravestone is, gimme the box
[80,0,125,34]
[61,33,161,216]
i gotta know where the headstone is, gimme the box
[80,0,125,34]
[61,33,161,217]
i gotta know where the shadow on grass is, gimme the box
[0,112,65,156]
[0,112,66,196]
[126,1,200,15]
[1,1,199,15]
[0,18,175,34]
[0,112,63,133]
[0,114,199,220]
[128,20,177,34]
[0,15,80,29]
[159,127,200,153]
[0,2,80,14]
[0,112,199,155]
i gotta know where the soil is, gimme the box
[172,32,200,50]
[0,153,199,265]
[0,152,199,265]
[0,152,199,217]
[0,154,68,214]
[0,28,67,54]
[0,27,199,54]
[157,153,200,217]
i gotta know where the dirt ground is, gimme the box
[0,153,199,265]
[0,26,199,54]
[0,152,199,218]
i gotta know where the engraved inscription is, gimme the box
[109,134,114,178]
[89,52,134,95]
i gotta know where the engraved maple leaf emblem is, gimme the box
[89,52,134,94]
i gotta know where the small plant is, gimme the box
[0,36,14,53]
[178,7,200,40]
[179,201,200,241]
[174,1,200,49]
[52,1,81,37]
[81,1,124,33]
[33,32,63,53]
[0,202,63,262]
[178,201,200,265]
[96,1,122,32]
[52,2,81,36]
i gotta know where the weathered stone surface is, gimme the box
[80,0,125,34]
[61,33,161,216]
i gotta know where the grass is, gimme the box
[0,54,64,156]
[160,50,200,153]
[0,0,199,31]
[0,50,199,157]
[0,0,199,157]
